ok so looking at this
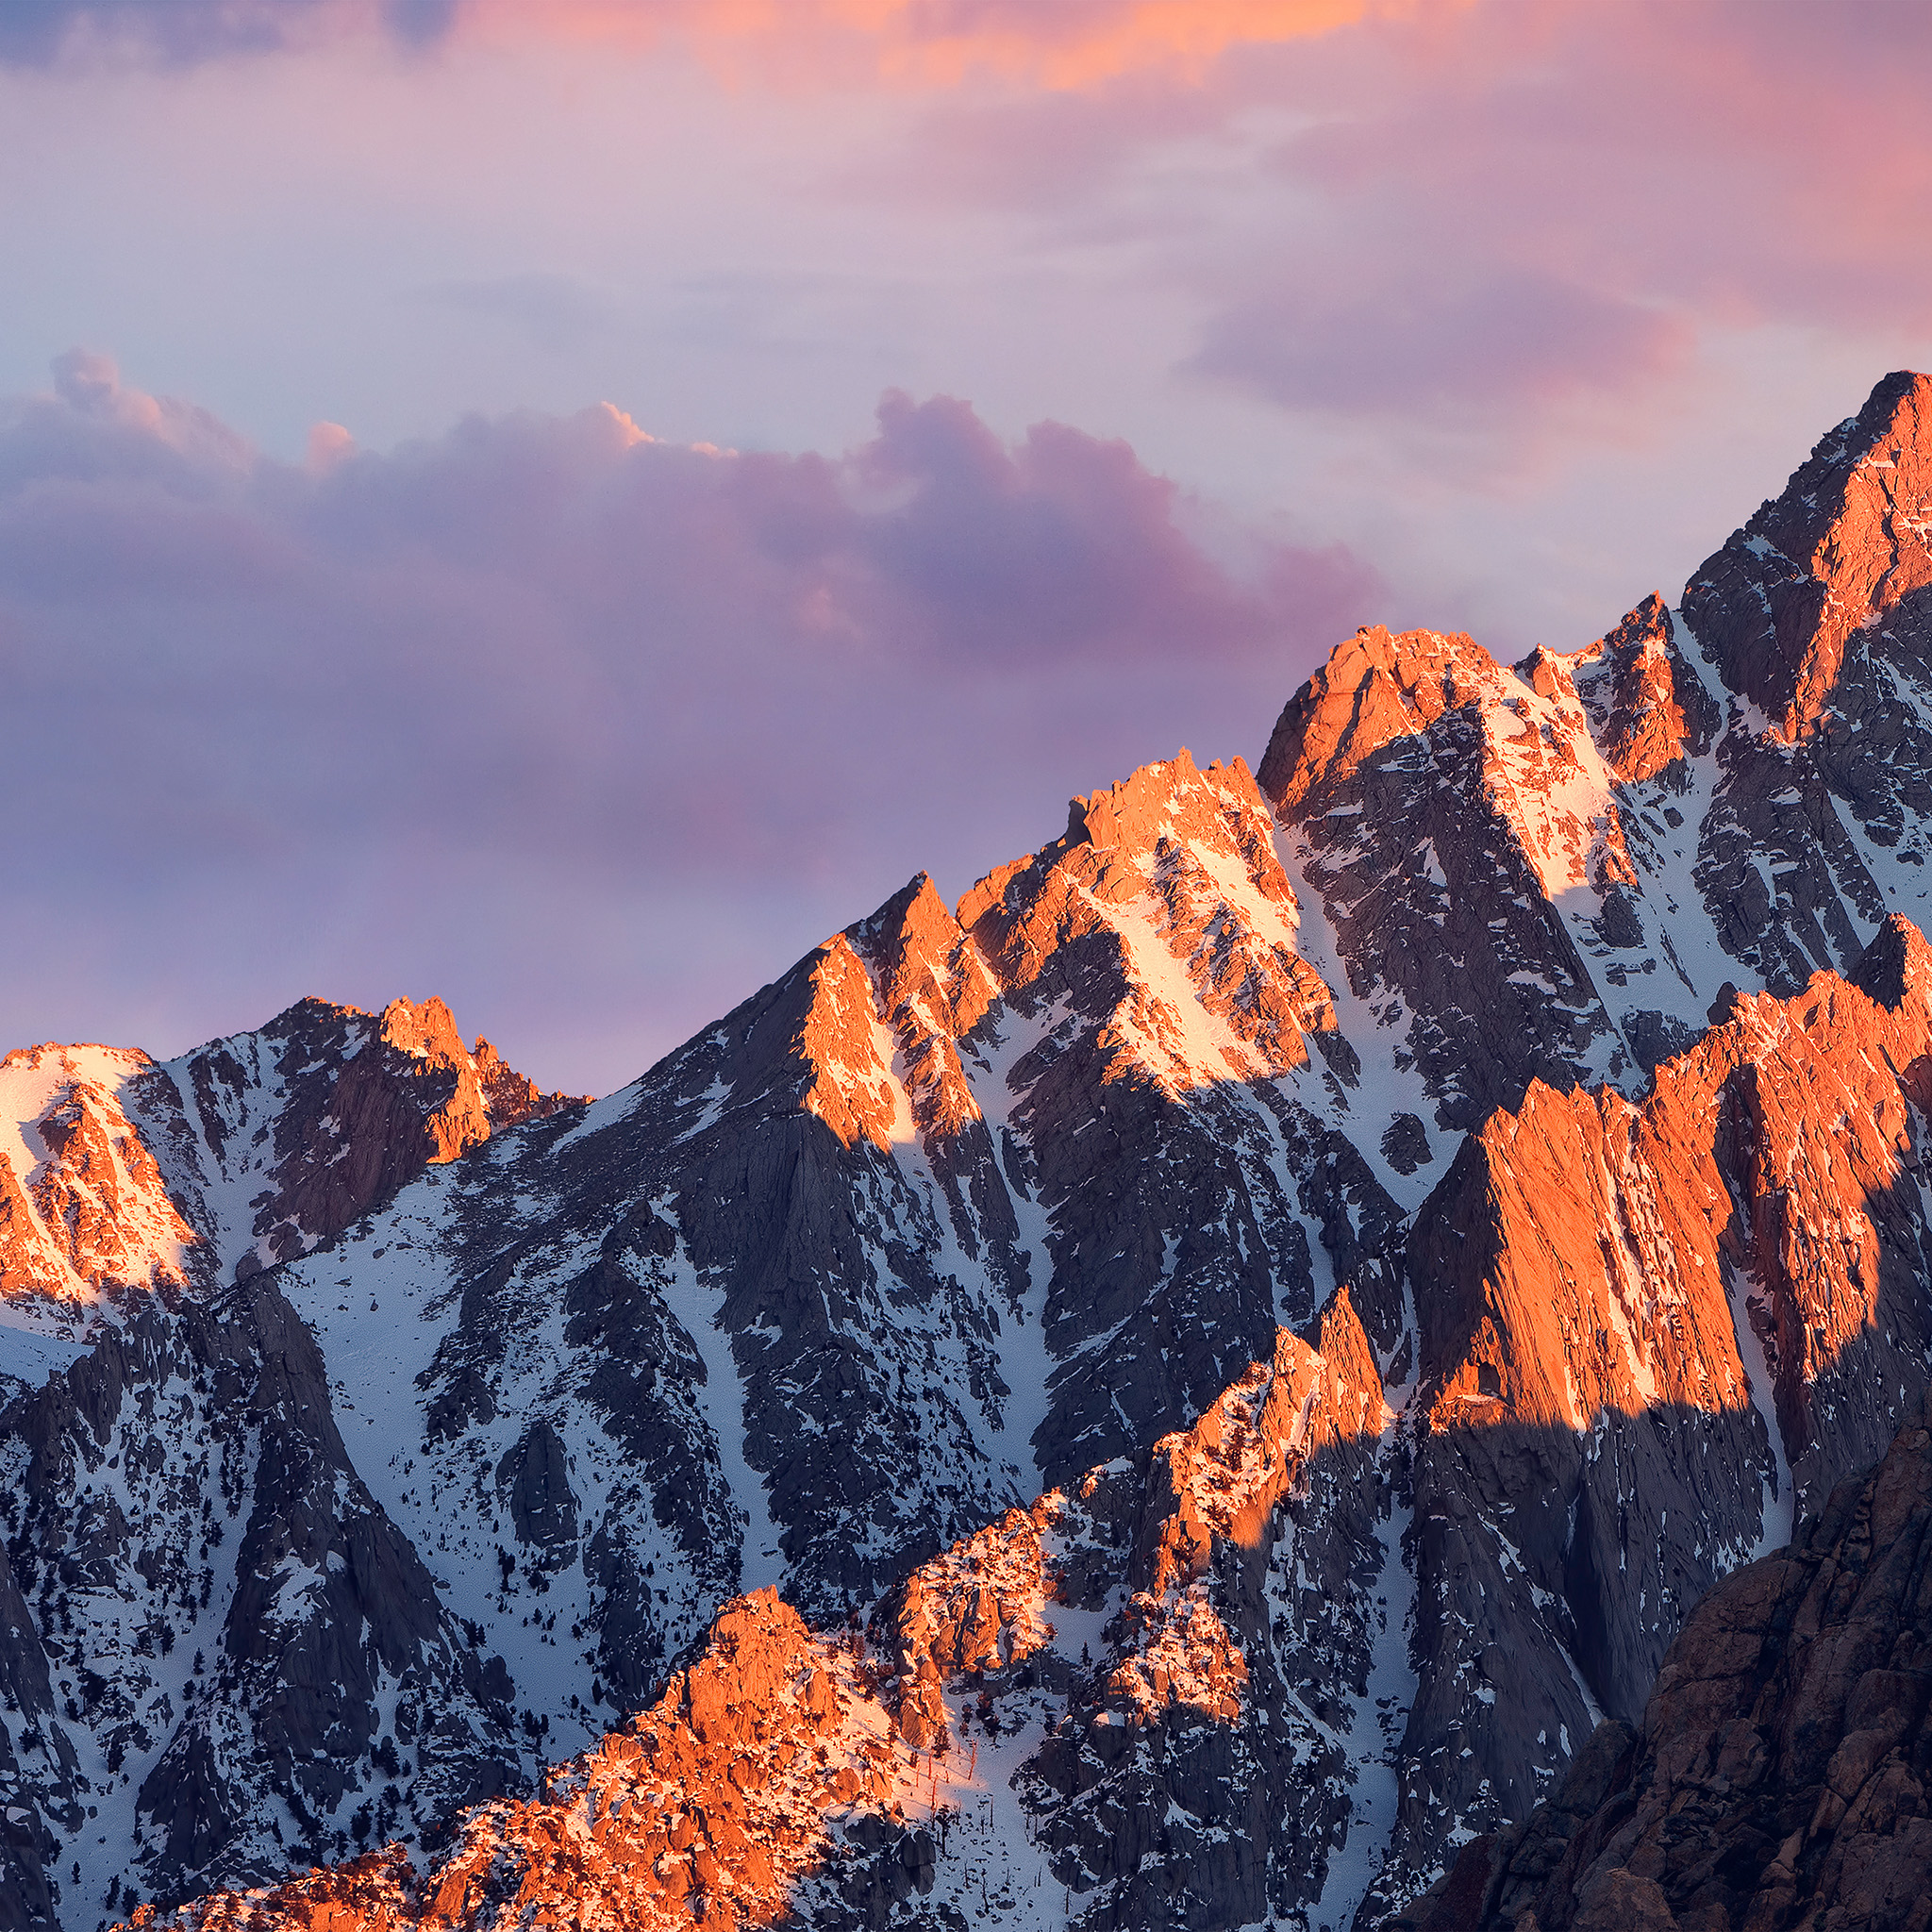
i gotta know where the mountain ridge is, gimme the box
[8,371,1932,1931]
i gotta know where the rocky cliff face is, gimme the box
[1356,912,1932,1915]
[12,375,1932,1932]
[0,1280,521,1932]
[1257,372,1932,1173]
[1406,1408,1932,1932]
[121,1302,1402,1932]
[232,747,1403,1785]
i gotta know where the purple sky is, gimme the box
[6,1,1932,1091]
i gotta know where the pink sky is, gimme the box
[5,0,1931,1089]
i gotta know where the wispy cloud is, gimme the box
[2,0,1373,75]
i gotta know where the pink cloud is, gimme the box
[816,0,1932,441]
[0,355,1378,1088]
[1198,0,1932,397]
[466,0,1374,89]
[1190,268,1691,423]
[6,0,1371,79]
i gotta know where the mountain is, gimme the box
[88,1297,1395,1932]
[1260,371,1932,1146]
[0,995,581,1337]
[8,373,1932,1932]
[0,1002,579,1925]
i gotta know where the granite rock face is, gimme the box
[242,748,1405,1782]
[1257,372,1932,1165]
[0,999,579,1324]
[1355,913,1932,1914]
[0,1281,521,1929]
[1411,1411,1932,1932]
[134,1305,1404,1932]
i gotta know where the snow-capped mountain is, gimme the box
[0,995,581,1350]
[8,373,1932,1932]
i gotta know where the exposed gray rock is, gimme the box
[0,1283,520,1923]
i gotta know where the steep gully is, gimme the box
[7,374,1932,1930]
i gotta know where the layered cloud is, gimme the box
[868,0,1932,439]
[2,0,1370,77]
[0,356,1374,1086]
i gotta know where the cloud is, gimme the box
[485,0,1375,89]
[3,0,1374,76]
[1188,0,1932,401]
[1191,268,1691,425]
[0,0,391,64]
[0,355,1377,1088]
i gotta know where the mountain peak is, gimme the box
[1848,909,1932,1008]
[377,993,467,1063]
[1529,592,1721,786]
[1685,367,1932,741]
[1257,625,1495,814]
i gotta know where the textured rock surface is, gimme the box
[1357,913,1932,1914]
[125,1305,1404,1932]
[242,745,1404,1811]
[1415,1412,1932,1932]
[0,1282,521,1929]
[0,1000,579,1328]
[1257,372,1932,1174]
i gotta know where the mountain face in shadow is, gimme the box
[1403,1408,1932,1932]
[9,375,1932,1932]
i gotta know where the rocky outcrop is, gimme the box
[1418,1410,1932,1932]
[0,1046,209,1306]
[1686,371,1932,745]
[1534,593,1721,790]
[1249,373,1932,1165]
[120,1590,917,1932]
[125,1300,1406,1932]
[1259,623,1644,1126]
[157,995,583,1275]
[1021,1292,1396,1932]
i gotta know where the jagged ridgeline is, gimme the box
[4,372,1932,1932]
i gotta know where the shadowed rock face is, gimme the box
[122,1303,1403,1932]
[1404,1411,1932,1932]
[1260,624,1642,1126]
[1687,372,1932,747]
[161,994,583,1274]
[1254,372,1932,1148]
[289,743,1404,1774]
[0,1281,522,1925]
[1355,914,1932,1916]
